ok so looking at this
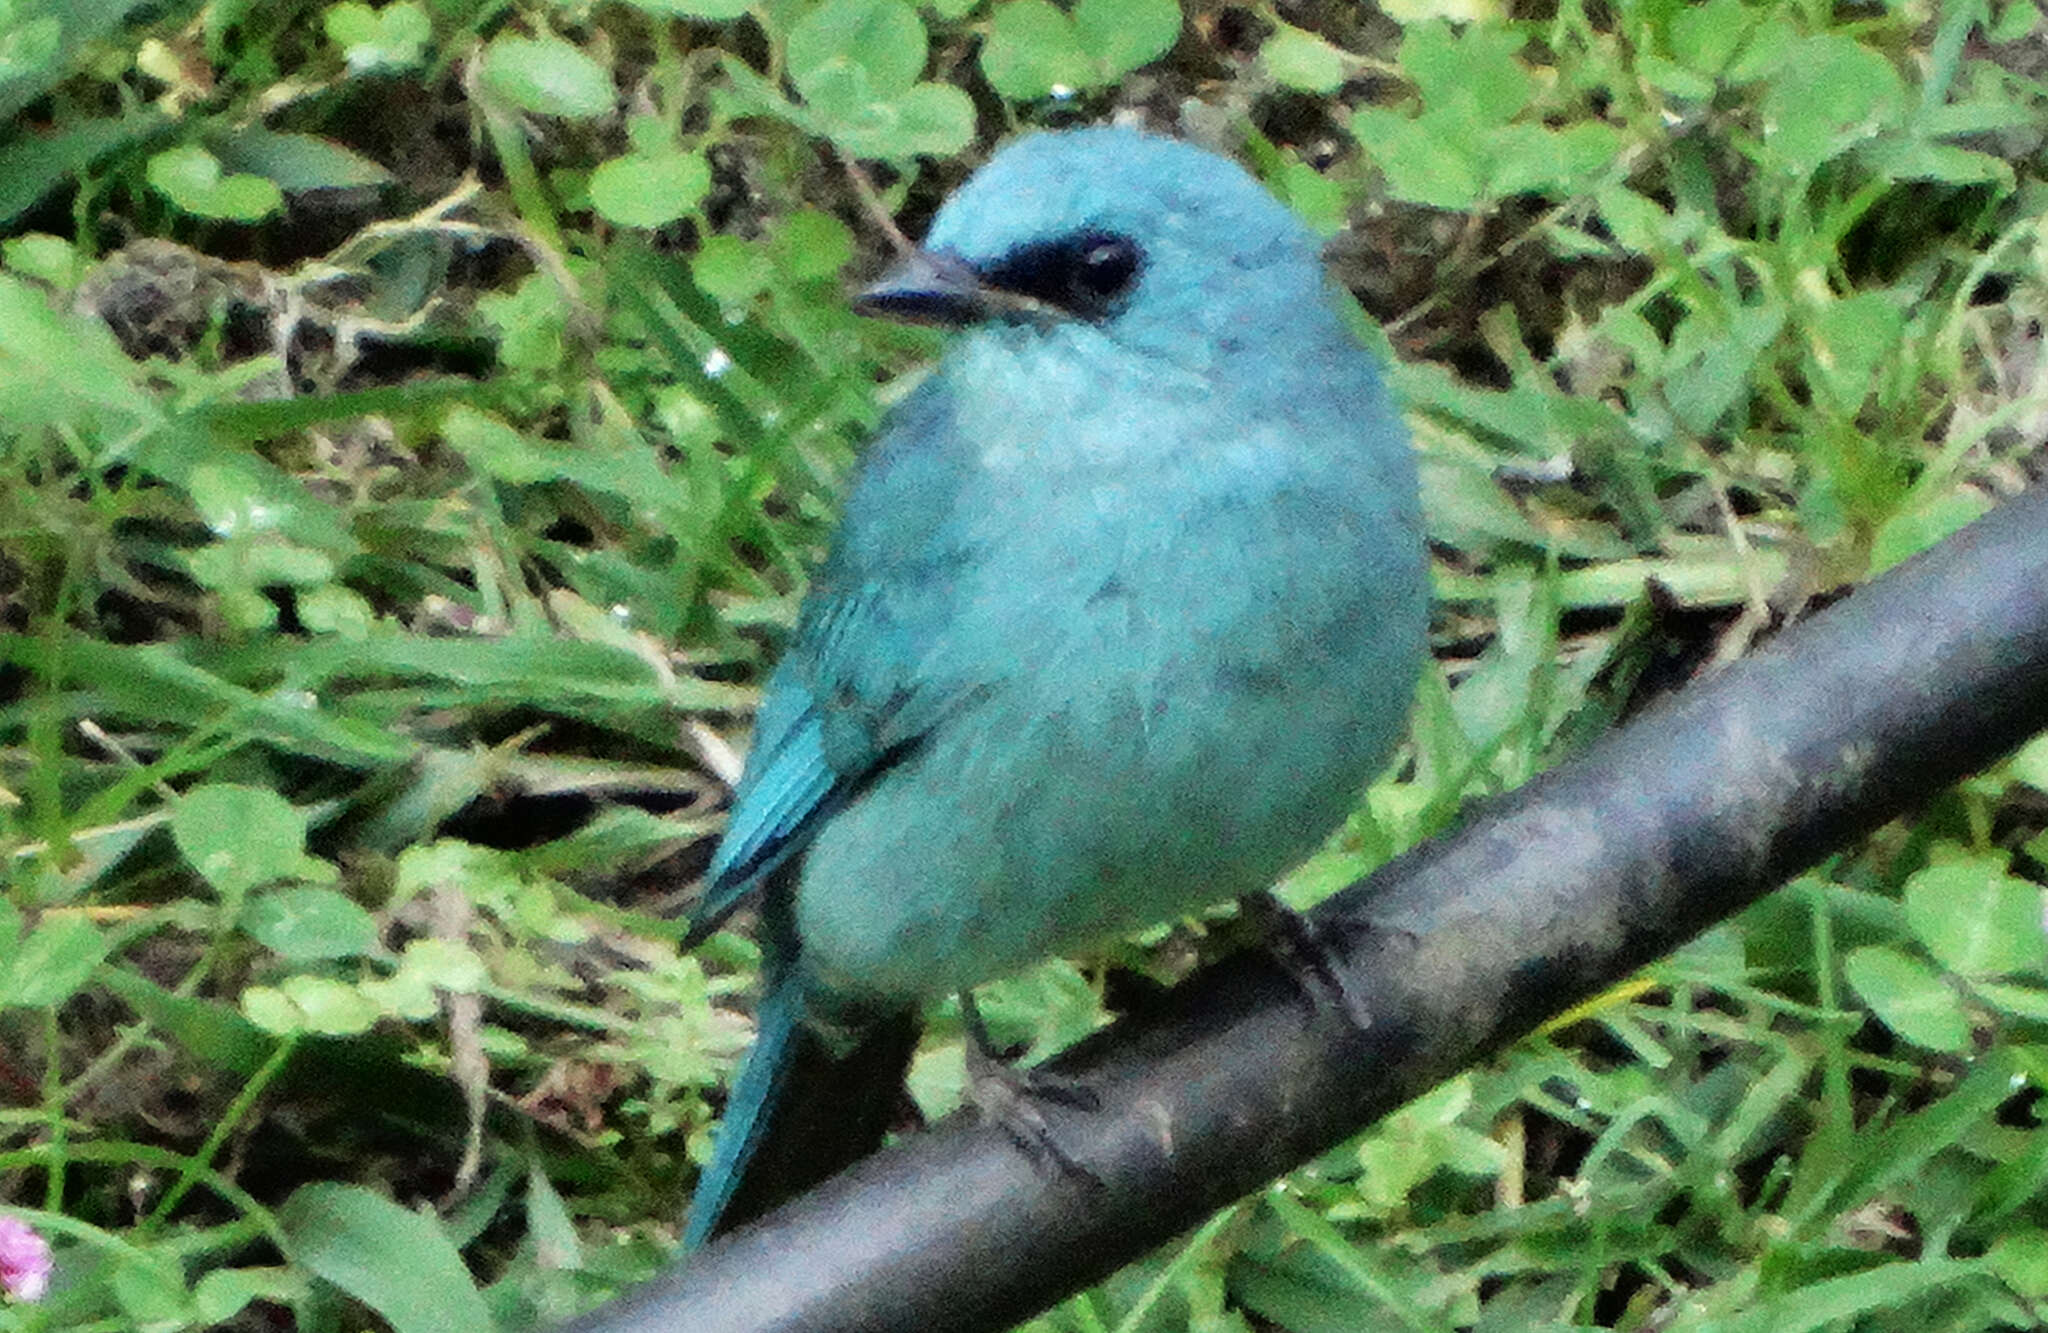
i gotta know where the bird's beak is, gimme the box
[854,250,993,328]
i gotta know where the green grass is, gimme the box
[2,0,2047,1329]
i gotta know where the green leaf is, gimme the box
[1758,33,1903,174]
[3,231,82,287]
[475,270,568,370]
[207,126,395,191]
[1487,120,1622,198]
[1270,157,1349,237]
[62,639,416,768]
[1806,290,1906,416]
[1869,489,1994,574]
[243,887,379,961]
[1596,185,1673,254]
[775,0,966,159]
[1990,1230,2048,1299]
[1857,137,2015,189]
[801,69,975,159]
[1702,1259,1992,1333]
[1724,14,1799,83]
[589,150,710,228]
[1380,0,1501,18]
[982,0,1096,100]
[1989,0,2040,42]
[1668,0,1750,76]
[145,144,284,221]
[194,1268,307,1324]
[188,536,337,591]
[1904,857,2047,977]
[244,976,382,1035]
[1400,19,1530,126]
[1637,51,1716,102]
[1354,1076,1503,1212]
[772,210,855,280]
[280,1183,495,1333]
[1351,105,1484,210]
[525,1163,583,1270]
[1071,0,1180,79]
[692,234,772,306]
[325,0,432,71]
[1664,299,1783,433]
[1419,454,1548,553]
[0,272,158,440]
[478,33,613,119]
[2012,734,2048,795]
[0,14,61,91]
[2,914,109,1008]
[621,0,753,16]
[1262,24,1348,93]
[881,80,976,157]
[789,0,927,103]
[0,108,170,228]
[358,937,489,1021]
[110,1253,195,1325]
[1974,981,2048,1021]
[1481,122,1557,196]
[1844,945,1971,1052]
[184,461,296,540]
[298,584,374,637]
[171,783,313,902]
[100,968,278,1074]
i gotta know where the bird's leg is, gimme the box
[1242,891,1376,1033]
[959,992,1103,1184]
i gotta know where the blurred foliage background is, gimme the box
[2,0,2047,1328]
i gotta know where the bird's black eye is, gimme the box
[1073,236,1140,305]
[980,229,1144,320]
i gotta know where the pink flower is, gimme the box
[0,1216,51,1302]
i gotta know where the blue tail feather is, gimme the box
[684,977,808,1248]
[684,974,922,1248]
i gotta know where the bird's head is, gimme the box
[856,127,1332,359]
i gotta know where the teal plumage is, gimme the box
[685,126,1428,1246]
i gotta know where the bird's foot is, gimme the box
[960,993,1104,1187]
[1243,891,1375,1033]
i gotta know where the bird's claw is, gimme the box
[1243,891,1376,1033]
[960,993,1105,1187]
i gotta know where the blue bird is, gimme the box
[683,125,1429,1246]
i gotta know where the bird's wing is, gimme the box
[687,383,984,942]
[686,593,967,941]
[690,680,838,925]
